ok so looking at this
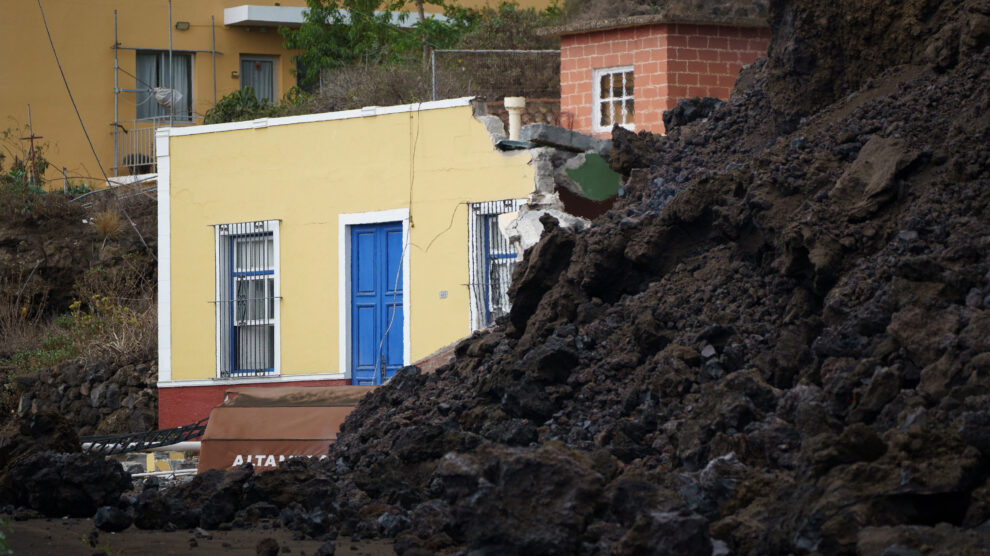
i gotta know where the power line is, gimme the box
[35,0,155,261]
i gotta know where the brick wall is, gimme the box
[560,23,770,135]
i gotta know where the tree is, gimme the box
[282,0,467,83]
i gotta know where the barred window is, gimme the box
[593,66,634,132]
[468,200,523,330]
[215,220,279,377]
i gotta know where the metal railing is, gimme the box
[81,417,208,456]
[469,199,523,329]
[112,116,200,176]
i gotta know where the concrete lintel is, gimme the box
[521,124,612,155]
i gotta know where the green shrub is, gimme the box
[204,86,317,124]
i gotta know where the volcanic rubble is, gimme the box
[6,0,990,553]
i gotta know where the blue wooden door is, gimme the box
[351,222,404,385]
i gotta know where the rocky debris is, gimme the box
[315,540,337,555]
[0,412,132,518]
[0,411,79,467]
[93,505,133,532]
[17,359,158,435]
[662,97,725,131]
[0,195,156,329]
[82,0,990,552]
[0,451,130,518]
[256,537,279,556]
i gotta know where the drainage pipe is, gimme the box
[130,469,197,479]
[81,441,201,453]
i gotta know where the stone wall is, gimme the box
[16,359,157,436]
[485,98,563,130]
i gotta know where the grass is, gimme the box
[0,254,156,416]
[92,207,123,241]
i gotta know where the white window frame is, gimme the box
[215,219,281,378]
[592,65,635,133]
[240,54,279,103]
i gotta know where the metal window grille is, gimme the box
[469,200,523,329]
[215,220,279,378]
[594,67,634,130]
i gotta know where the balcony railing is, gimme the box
[112,116,200,176]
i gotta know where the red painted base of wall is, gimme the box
[158,378,349,430]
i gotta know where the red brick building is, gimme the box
[545,14,770,135]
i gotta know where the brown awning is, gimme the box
[197,386,375,472]
[223,385,377,407]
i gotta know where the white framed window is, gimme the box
[593,66,634,132]
[468,199,524,330]
[240,55,277,103]
[215,220,280,378]
[136,50,193,122]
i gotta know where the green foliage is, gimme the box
[0,518,10,556]
[204,86,317,124]
[0,332,78,374]
[203,87,274,124]
[1,127,50,215]
[65,181,92,196]
[281,1,558,86]
[282,0,458,78]
[454,2,561,50]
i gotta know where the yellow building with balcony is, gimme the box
[1,0,550,189]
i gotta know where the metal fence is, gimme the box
[113,116,201,176]
[431,49,560,101]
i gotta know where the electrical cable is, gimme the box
[36,0,156,261]
[374,101,424,382]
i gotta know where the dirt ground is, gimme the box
[7,518,394,555]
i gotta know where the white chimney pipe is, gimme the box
[504,96,526,141]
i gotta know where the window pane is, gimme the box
[136,51,192,121]
[241,57,276,103]
[600,101,610,126]
[624,72,634,95]
[600,74,611,99]
[267,277,275,318]
[612,74,624,97]
[624,99,635,124]
[611,101,623,125]
[235,236,273,271]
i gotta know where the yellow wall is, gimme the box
[167,102,534,381]
[2,0,551,190]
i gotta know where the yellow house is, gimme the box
[2,0,550,189]
[157,97,536,427]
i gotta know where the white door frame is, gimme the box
[338,208,411,380]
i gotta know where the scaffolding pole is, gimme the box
[113,10,119,176]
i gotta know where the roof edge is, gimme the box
[165,97,477,138]
[538,12,768,37]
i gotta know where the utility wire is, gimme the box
[375,101,424,382]
[36,0,156,261]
